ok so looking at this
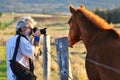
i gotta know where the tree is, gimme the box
[110,8,120,23]
[94,8,108,22]
[94,7,120,24]
[106,10,112,23]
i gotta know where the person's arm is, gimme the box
[32,28,41,56]
[20,28,41,58]
[20,37,34,59]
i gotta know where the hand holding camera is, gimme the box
[32,27,47,35]
[32,27,47,46]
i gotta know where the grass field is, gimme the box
[0,46,7,80]
[0,13,88,80]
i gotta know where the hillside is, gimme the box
[0,0,120,14]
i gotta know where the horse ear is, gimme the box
[69,4,76,14]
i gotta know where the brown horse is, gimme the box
[68,4,120,80]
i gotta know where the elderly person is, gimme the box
[6,16,40,80]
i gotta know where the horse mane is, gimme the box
[77,4,113,30]
[75,4,120,38]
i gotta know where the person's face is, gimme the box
[25,27,32,35]
[23,26,33,37]
[20,23,34,37]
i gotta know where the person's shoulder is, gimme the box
[7,35,18,42]
[6,35,18,45]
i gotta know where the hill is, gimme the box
[0,0,120,14]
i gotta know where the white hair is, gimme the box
[16,16,37,31]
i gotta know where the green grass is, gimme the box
[0,45,7,80]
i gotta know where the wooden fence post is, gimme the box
[43,34,51,80]
[55,37,73,80]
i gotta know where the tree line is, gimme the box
[94,7,120,24]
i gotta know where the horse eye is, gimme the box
[68,20,70,24]
[68,17,72,24]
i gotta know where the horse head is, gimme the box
[68,5,84,47]
[68,4,114,48]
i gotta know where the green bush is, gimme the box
[0,19,14,30]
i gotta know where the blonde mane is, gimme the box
[77,5,113,30]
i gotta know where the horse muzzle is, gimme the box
[68,41,73,48]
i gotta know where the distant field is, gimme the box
[0,13,87,80]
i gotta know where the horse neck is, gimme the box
[78,23,103,51]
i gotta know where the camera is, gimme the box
[32,27,47,35]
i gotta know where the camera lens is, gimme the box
[32,27,47,35]
[40,28,46,34]
[32,27,37,33]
